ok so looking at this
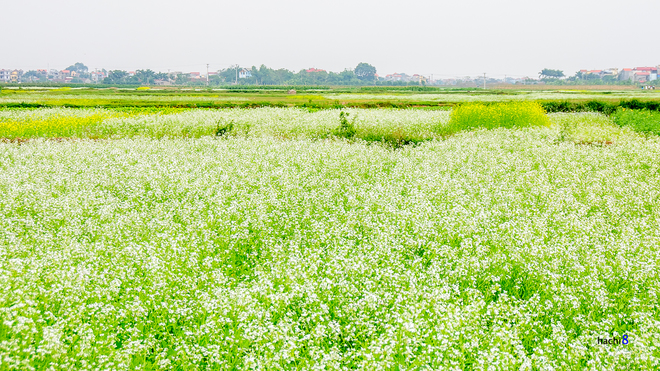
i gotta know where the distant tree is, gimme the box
[66,62,89,74]
[22,70,42,82]
[135,69,156,84]
[355,63,377,81]
[175,73,189,85]
[218,66,241,84]
[539,69,564,79]
[103,70,128,84]
[209,74,223,85]
[573,71,599,81]
[337,69,354,83]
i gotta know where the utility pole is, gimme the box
[206,64,209,86]
[483,73,487,89]
[235,64,239,84]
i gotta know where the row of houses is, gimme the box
[0,69,22,83]
[0,69,108,83]
[383,73,428,84]
[580,66,659,82]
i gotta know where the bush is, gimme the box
[540,100,617,115]
[215,119,235,137]
[611,108,660,136]
[541,101,574,113]
[585,100,617,115]
[620,99,660,112]
[440,102,550,136]
[333,111,356,139]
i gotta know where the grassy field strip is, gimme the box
[0,94,251,104]
[0,106,637,145]
[3,90,660,108]
[1,128,660,368]
[0,108,452,142]
[323,91,660,102]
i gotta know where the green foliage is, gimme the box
[620,99,660,111]
[65,62,89,74]
[215,119,235,137]
[103,70,129,84]
[354,63,377,81]
[539,68,565,79]
[541,101,576,113]
[541,100,617,115]
[584,100,617,115]
[541,99,659,115]
[441,102,550,136]
[611,108,660,136]
[333,111,356,139]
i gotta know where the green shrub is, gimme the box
[620,99,660,112]
[215,119,235,137]
[611,108,660,136]
[440,102,550,136]
[333,111,356,139]
[585,100,617,115]
[541,101,574,113]
[541,100,617,115]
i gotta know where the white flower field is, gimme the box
[0,108,659,369]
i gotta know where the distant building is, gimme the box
[305,68,325,73]
[619,67,659,82]
[0,69,11,82]
[619,68,634,81]
[601,68,618,78]
[633,67,658,82]
[238,68,251,79]
[385,73,410,82]
[412,74,428,84]
[91,71,106,82]
[9,70,22,83]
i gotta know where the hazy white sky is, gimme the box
[5,0,660,78]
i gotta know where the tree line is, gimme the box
[100,63,379,86]
[538,68,639,85]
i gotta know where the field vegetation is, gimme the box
[440,102,550,136]
[1,95,660,369]
[3,87,660,111]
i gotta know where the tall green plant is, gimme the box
[334,111,356,139]
[215,119,235,137]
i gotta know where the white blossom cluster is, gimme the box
[0,111,659,369]
[98,108,451,140]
